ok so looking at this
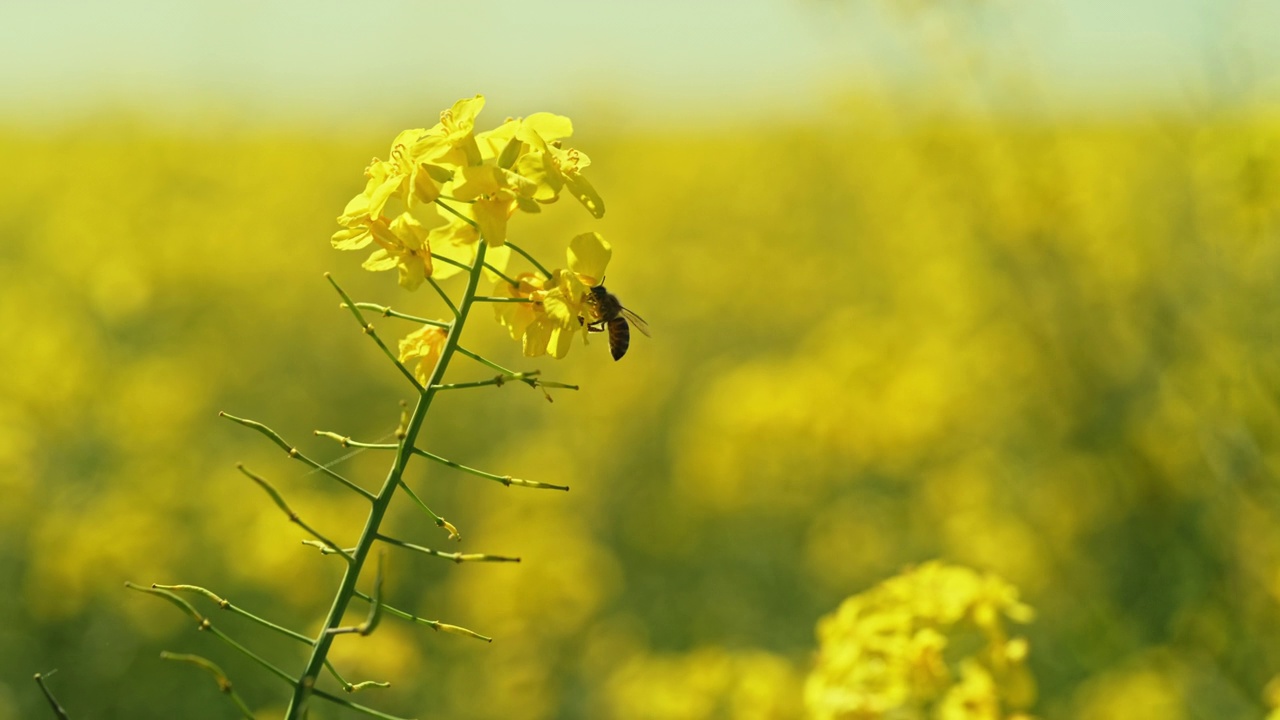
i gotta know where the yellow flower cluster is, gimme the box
[334,95,617,363]
[492,231,614,358]
[806,561,1036,720]
[332,94,604,291]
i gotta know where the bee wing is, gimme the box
[621,308,652,337]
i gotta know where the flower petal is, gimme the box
[567,232,612,284]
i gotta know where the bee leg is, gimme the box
[584,320,607,334]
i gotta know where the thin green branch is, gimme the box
[313,430,568,490]
[443,346,581,397]
[396,479,460,540]
[353,590,492,642]
[505,240,553,279]
[125,583,296,686]
[455,345,513,374]
[159,653,255,719]
[426,276,460,318]
[152,584,314,645]
[313,431,394,450]
[148,583,384,692]
[325,660,391,693]
[484,263,522,288]
[236,465,355,565]
[432,253,521,288]
[433,197,478,229]
[326,273,428,394]
[33,672,69,720]
[309,427,565,489]
[432,253,471,273]
[302,539,517,565]
[219,412,374,500]
[352,303,451,329]
[374,533,520,564]
[431,371,540,391]
[309,687,416,720]
[471,296,533,303]
[411,448,570,491]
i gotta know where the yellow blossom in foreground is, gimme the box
[515,232,613,358]
[334,94,605,279]
[356,211,440,290]
[397,325,448,385]
[806,561,1036,720]
[493,271,547,343]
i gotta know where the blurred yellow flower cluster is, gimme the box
[603,648,803,720]
[806,561,1036,720]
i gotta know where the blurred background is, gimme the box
[3,0,1280,718]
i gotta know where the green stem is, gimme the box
[374,533,520,563]
[352,303,451,328]
[505,240,553,279]
[159,653,256,719]
[426,276,460,318]
[455,345,513,374]
[311,432,568,491]
[33,673,69,720]
[237,465,354,564]
[284,240,494,720]
[483,263,522,288]
[434,254,519,287]
[411,447,570,491]
[353,590,492,642]
[328,274,428,394]
[396,479,459,539]
[153,584,314,644]
[431,372,540,391]
[472,296,532,303]
[219,412,374,500]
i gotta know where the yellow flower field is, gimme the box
[3,92,1280,718]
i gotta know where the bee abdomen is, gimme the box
[606,317,631,361]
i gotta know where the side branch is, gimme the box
[160,653,256,719]
[33,672,69,720]
[352,303,451,329]
[353,590,493,642]
[375,533,520,564]
[312,430,569,491]
[219,412,374,500]
[152,584,315,645]
[411,448,570,491]
[125,583,296,686]
[326,273,428,393]
[237,465,355,564]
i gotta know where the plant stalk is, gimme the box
[284,239,491,719]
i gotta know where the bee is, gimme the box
[582,283,651,361]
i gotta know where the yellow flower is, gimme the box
[397,325,448,385]
[512,114,606,218]
[334,95,606,287]
[514,232,612,358]
[566,230,612,286]
[449,165,536,247]
[354,211,442,291]
[493,272,547,342]
[806,561,1036,720]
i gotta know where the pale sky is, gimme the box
[1,0,1276,130]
